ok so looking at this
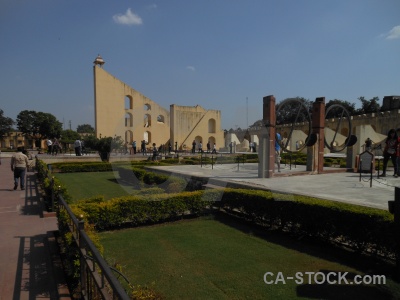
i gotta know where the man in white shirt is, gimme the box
[46,138,53,154]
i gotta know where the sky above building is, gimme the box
[0,0,399,131]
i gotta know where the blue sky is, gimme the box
[0,0,399,131]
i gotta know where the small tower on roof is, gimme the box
[93,54,105,67]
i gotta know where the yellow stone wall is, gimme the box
[94,66,224,150]
[94,66,170,145]
[170,104,224,151]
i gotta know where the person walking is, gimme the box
[52,138,60,155]
[46,138,53,154]
[124,142,129,155]
[206,141,211,153]
[132,140,137,154]
[11,147,29,190]
[381,129,397,177]
[396,129,400,177]
[275,132,282,172]
[212,143,217,154]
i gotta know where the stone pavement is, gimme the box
[0,156,70,299]
[149,162,399,210]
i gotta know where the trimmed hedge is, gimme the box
[216,189,395,258]
[36,159,71,207]
[72,190,220,230]
[67,186,395,259]
[117,166,187,192]
[38,158,396,260]
[51,162,113,173]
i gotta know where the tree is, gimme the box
[356,96,381,114]
[60,129,81,144]
[16,110,38,137]
[0,109,14,137]
[276,97,313,125]
[37,112,63,138]
[16,110,62,140]
[83,135,124,161]
[325,99,356,118]
[77,124,95,133]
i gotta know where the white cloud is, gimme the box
[147,4,158,9]
[113,8,142,25]
[186,66,196,71]
[383,25,400,40]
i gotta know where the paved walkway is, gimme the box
[0,157,70,300]
[149,163,399,210]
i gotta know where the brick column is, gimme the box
[258,95,276,178]
[312,97,325,174]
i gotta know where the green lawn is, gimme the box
[55,171,139,201]
[99,216,399,300]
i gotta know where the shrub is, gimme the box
[71,190,217,230]
[216,189,395,258]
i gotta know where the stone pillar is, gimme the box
[258,95,276,178]
[310,97,325,174]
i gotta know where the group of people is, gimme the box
[46,138,62,155]
[192,140,217,154]
[74,139,86,156]
[381,128,400,177]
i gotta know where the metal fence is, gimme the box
[55,191,130,299]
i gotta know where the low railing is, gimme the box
[57,194,130,300]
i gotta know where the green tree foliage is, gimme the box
[82,135,99,150]
[276,97,313,125]
[61,129,81,144]
[325,99,356,118]
[76,124,95,133]
[356,96,381,114]
[16,110,62,140]
[83,135,124,153]
[0,109,14,137]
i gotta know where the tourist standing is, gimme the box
[46,138,53,154]
[365,138,372,152]
[192,140,196,154]
[11,147,29,190]
[382,129,397,177]
[206,141,211,153]
[81,140,86,155]
[198,141,203,153]
[141,140,146,155]
[74,139,82,156]
[152,143,158,161]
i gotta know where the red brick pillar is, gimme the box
[312,97,325,174]
[258,95,276,178]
